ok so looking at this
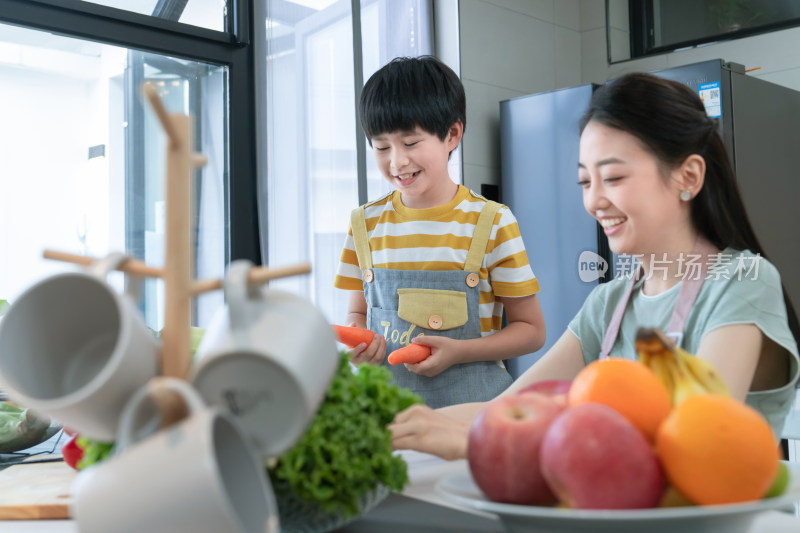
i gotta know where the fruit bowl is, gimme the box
[435,461,800,533]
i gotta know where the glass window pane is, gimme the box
[75,0,227,32]
[263,0,356,325]
[262,0,434,325]
[0,23,228,332]
[360,0,442,201]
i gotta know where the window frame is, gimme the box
[628,0,800,60]
[0,0,261,265]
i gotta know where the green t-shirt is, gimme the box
[568,248,799,438]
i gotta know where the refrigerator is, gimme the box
[500,59,800,378]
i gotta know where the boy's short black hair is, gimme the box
[359,55,466,143]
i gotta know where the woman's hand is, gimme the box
[389,404,470,460]
[403,336,459,377]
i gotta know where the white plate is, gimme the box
[435,462,800,533]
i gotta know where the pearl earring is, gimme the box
[680,190,692,202]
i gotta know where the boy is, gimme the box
[334,56,545,408]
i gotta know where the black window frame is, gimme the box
[0,0,261,265]
[628,0,800,60]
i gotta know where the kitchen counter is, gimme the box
[340,452,502,532]
[1,449,798,533]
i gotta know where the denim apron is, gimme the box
[350,201,514,408]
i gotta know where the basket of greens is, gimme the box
[267,350,422,533]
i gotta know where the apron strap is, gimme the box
[464,201,502,273]
[599,236,721,358]
[665,237,719,347]
[350,206,373,270]
[599,267,641,358]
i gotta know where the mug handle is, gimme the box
[223,259,256,337]
[115,377,206,454]
[89,252,141,301]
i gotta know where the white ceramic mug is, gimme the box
[0,253,159,441]
[71,376,279,533]
[191,260,339,457]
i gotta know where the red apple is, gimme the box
[517,380,571,405]
[540,403,665,509]
[467,392,565,505]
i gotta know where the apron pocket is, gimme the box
[397,288,468,331]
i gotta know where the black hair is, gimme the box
[359,55,466,144]
[580,72,759,253]
[581,72,800,368]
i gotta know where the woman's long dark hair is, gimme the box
[581,72,800,363]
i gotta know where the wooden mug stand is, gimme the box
[45,83,310,381]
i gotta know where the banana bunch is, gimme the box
[635,327,729,406]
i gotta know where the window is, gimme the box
[610,0,800,62]
[0,0,258,331]
[76,0,228,31]
[2,0,443,334]
[261,0,433,325]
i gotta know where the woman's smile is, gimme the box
[599,216,627,235]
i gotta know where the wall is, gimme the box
[457,0,800,190]
[456,0,582,192]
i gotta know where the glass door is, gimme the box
[0,23,228,331]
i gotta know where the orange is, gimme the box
[655,394,780,505]
[568,358,671,444]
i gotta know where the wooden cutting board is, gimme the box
[0,459,74,519]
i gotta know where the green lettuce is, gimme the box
[0,402,52,453]
[268,351,422,517]
[76,436,114,470]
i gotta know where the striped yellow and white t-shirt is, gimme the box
[334,185,540,336]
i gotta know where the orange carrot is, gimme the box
[387,344,431,365]
[333,325,374,348]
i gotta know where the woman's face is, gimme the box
[578,121,690,257]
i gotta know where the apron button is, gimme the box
[428,315,443,329]
[465,273,479,287]
[363,269,374,283]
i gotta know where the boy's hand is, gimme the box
[404,336,459,377]
[348,325,387,366]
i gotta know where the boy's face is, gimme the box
[370,122,462,208]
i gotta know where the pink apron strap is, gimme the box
[599,236,720,359]
[664,237,719,347]
[599,268,640,359]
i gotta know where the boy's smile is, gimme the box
[392,170,422,185]
[371,123,462,209]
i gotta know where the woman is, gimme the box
[389,72,800,460]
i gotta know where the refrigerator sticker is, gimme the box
[699,81,722,118]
